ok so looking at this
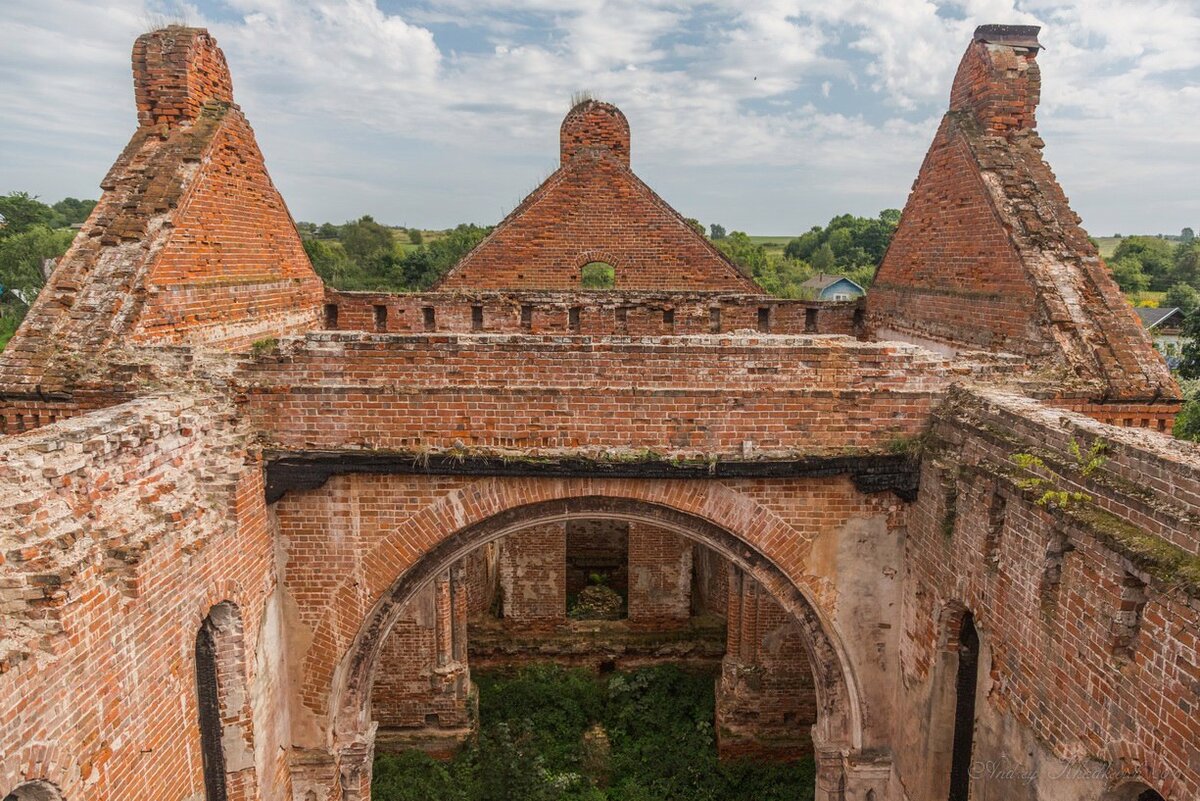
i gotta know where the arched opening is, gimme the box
[580,261,615,289]
[1102,782,1167,801]
[948,612,980,801]
[2,781,63,801]
[331,496,862,800]
[195,602,257,801]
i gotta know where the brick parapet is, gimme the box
[323,288,860,337]
[238,333,969,455]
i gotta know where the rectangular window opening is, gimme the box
[471,305,484,331]
[757,306,771,333]
[569,307,582,332]
[615,306,629,333]
[324,303,339,329]
[422,306,436,331]
[709,307,721,334]
[520,305,533,331]
[373,304,387,332]
[804,307,818,333]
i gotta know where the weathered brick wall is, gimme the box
[498,524,567,624]
[372,568,473,757]
[716,566,818,761]
[0,394,289,801]
[324,289,860,337]
[462,543,499,618]
[896,388,1200,801]
[627,523,692,625]
[435,101,759,292]
[132,26,233,128]
[869,26,1178,418]
[242,333,961,455]
[692,544,729,617]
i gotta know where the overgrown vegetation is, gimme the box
[372,664,815,801]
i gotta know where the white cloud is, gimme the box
[0,0,1196,234]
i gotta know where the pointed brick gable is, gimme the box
[435,100,760,292]
[868,25,1179,415]
[0,27,324,397]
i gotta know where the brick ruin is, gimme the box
[0,23,1195,801]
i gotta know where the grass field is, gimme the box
[1094,236,1122,259]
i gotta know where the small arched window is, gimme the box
[580,261,615,289]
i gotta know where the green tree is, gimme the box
[709,223,726,240]
[302,238,358,286]
[50,197,97,227]
[1178,310,1200,380]
[1174,380,1200,442]
[1112,236,1177,290]
[684,218,706,237]
[1165,283,1200,315]
[1110,257,1150,293]
[1181,227,1195,244]
[0,192,55,236]
[408,228,424,246]
[1171,242,1200,288]
[0,225,73,297]
[713,231,766,274]
[810,243,835,272]
[340,215,395,262]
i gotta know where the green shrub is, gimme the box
[373,663,815,801]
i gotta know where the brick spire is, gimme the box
[132,26,234,129]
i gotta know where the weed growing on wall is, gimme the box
[373,664,815,801]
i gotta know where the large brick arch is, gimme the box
[300,477,868,765]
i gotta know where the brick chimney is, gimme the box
[132,26,234,129]
[949,24,1042,135]
[560,100,631,166]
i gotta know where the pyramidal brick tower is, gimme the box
[436,99,760,291]
[0,27,324,399]
[869,25,1180,426]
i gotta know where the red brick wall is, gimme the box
[242,334,957,455]
[0,394,289,801]
[435,102,759,292]
[627,523,692,625]
[0,26,322,410]
[130,106,324,347]
[869,121,1040,354]
[498,524,567,624]
[371,570,472,740]
[716,566,817,761]
[897,388,1200,800]
[324,289,860,337]
[132,27,234,129]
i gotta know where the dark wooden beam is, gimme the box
[263,450,919,504]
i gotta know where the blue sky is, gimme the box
[1,0,1198,236]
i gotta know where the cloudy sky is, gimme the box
[1,0,1198,236]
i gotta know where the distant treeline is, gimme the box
[296,217,491,292]
[1107,229,1200,313]
[699,210,900,298]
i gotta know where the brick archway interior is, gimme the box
[330,494,863,783]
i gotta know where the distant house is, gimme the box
[1135,306,1187,367]
[800,273,865,301]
